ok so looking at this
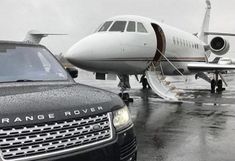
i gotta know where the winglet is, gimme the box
[24,30,67,44]
[198,0,211,43]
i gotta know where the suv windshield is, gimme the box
[0,43,69,83]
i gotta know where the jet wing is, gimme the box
[204,32,235,36]
[187,62,235,72]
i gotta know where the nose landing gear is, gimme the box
[118,75,134,102]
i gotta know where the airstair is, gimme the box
[145,63,182,102]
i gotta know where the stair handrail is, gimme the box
[156,49,184,77]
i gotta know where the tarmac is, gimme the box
[76,72,235,161]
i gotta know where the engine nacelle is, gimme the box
[209,37,230,55]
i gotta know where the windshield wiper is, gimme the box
[0,80,39,83]
[16,79,36,82]
[0,79,67,83]
[16,79,46,82]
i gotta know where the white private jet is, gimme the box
[64,0,235,102]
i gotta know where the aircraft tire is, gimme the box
[123,93,130,100]
[211,79,215,93]
[119,93,130,101]
[217,80,223,93]
[142,78,147,89]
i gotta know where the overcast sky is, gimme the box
[0,0,235,57]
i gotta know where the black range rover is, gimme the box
[0,41,137,161]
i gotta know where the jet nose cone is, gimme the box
[64,32,121,72]
[64,37,92,65]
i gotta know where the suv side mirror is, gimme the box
[66,67,78,78]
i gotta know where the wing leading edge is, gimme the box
[204,32,235,36]
[187,62,235,72]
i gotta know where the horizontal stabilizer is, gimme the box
[24,30,67,44]
[204,32,235,36]
[188,62,235,72]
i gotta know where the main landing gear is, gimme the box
[211,72,225,94]
[118,75,134,102]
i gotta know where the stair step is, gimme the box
[146,70,180,102]
[163,81,171,85]
[175,93,180,98]
[160,76,166,80]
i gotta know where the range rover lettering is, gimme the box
[0,41,137,161]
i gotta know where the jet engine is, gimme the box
[209,37,230,55]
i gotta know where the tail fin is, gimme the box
[198,0,211,44]
[24,30,67,44]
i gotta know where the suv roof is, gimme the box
[0,40,44,47]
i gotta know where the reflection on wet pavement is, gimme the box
[132,89,235,161]
[76,74,235,161]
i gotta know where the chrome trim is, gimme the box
[0,113,114,161]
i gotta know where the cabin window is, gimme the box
[109,21,127,32]
[98,21,113,32]
[127,21,136,32]
[137,22,147,33]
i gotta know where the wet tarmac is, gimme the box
[76,72,235,161]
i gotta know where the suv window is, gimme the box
[98,21,113,32]
[109,21,127,32]
[137,22,147,33]
[0,44,69,82]
[127,21,136,32]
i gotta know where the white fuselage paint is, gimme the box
[158,22,206,75]
[65,15,207,75]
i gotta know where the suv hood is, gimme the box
[0,82,124,127]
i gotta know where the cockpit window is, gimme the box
[127,21,136,32]
[98,21,113,32]
[137,22,147,33]
[109,21,127,32]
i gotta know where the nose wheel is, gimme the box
[118,92,133,102]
